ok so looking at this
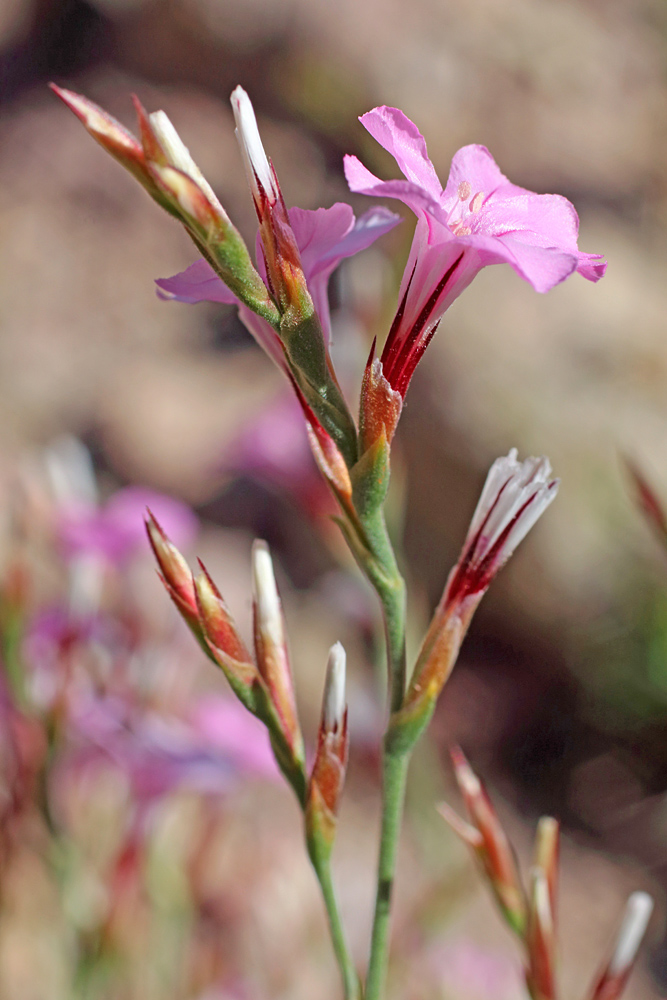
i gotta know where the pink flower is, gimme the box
[444,449,559,609]
[58,486,198,567]
[62,690,278,806]
[429,938,523,1000]
[344,107,607,397]
[156,202,400,368]
[221,393,333,519]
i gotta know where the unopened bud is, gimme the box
[193,565,259,707]
[323,642,346,731]
[145,511,200,636]
[359,353,403,452]
[230,86,278,206]
[588,892,654,1000]
[449,747,527,935]
[231,87,308,318]
[444,449,558,609]
[52,84,279,327]
[526,867,556,1000]
[252,541,303,762]
[148,109,225,214]
[534,817,559,920]
[50,85,152,190]
[306,643,349,861]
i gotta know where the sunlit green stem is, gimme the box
[310,850,361,999]
[365,748,410,1000]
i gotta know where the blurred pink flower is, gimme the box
[57,486,198,566]
[344,106,606,397]
[156,203,400,365]
[429,938,523,1000]
[61,690,278,806]
[221,393,332,518]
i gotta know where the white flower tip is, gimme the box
[531,867,553,930]
[609,892,654,976]
[451,746,481,797]
[230,86,275,201]
[323,642,346,729]
[252,540,282,641]
[148,110,223,213]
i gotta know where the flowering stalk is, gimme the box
[365,450,557,1000]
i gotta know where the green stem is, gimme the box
[357,507,407,712]
[311,853,361,1000]
[365,749,410,1000]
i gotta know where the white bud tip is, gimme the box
[608,892,654,976]
[323,642,346,729]
[252,540,283,643]
[230,86,276,201]
[531,868,553,930]
[148,110,223,213]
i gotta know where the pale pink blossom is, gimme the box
[156,202,400,366]
[345,107,606,397]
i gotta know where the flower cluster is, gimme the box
[45,79,654,1000]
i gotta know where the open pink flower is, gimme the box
[156,203,400,369]
[344,107,607,397]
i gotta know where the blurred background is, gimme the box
[1,0,667,997]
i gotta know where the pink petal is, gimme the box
[358,106,442,198]
[288,204,400,340]
[344,154,446,221]
[470,232,580,292]
[104,487,198,554]
[443,144,513,204]
[575,252,607,282]
[155,259,237,305]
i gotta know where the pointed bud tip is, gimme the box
[530,867,553,927]
[230,86,275,202]
[252,539,283,640]
[609,892,654,976]
[450,745,481,795]
[323,642,346,730]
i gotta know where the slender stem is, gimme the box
[358,507,407,712]
[365,749,410,1000]
[311,853,361,1000]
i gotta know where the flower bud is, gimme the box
[49,85,155,192]
[534,817,559,921]
[526,867,556,1000]
[359,351,403,452]
[444,450,558,609]
[587,892,654,1000]
[252,541,303,764]
[231,86,308,317]
[441,747,527,935]
[145,511,200,638]
[51,84,279,327]
[403,450,558,719]
[193,564,259,709]
[306,643,349,860]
